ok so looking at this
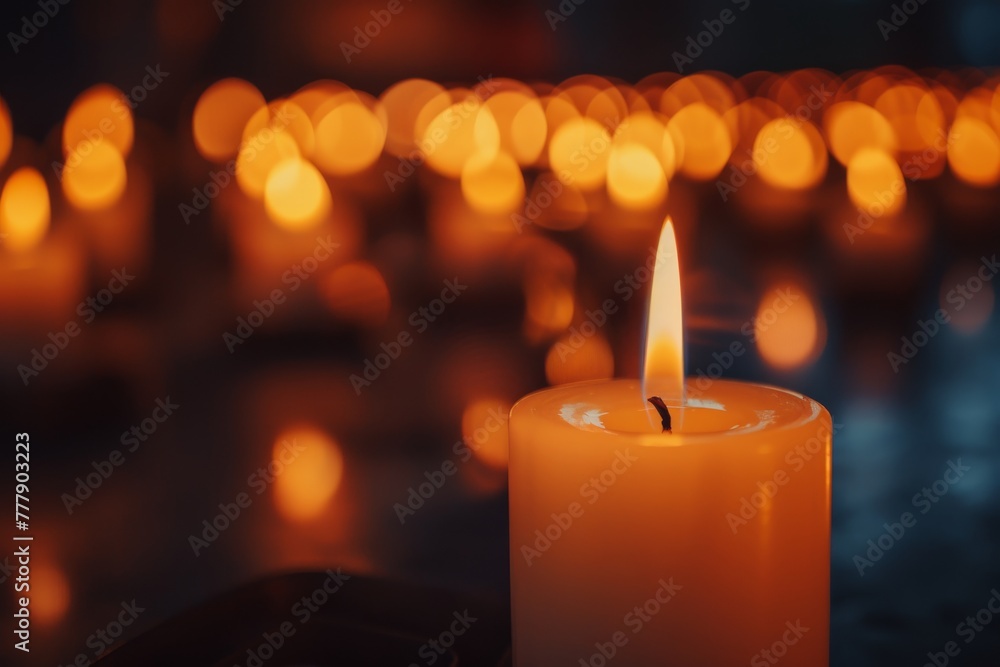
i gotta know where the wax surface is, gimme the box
[509,379,831,667]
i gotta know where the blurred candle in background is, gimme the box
[0,166,84,329]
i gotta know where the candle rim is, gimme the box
[510,377,828,445]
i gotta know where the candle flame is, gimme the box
[642,217,685,407]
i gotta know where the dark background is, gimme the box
[0,1,998,666]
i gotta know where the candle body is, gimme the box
[509,379,831,666]
[0,229,85,330]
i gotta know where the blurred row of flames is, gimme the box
[6,67,999,630]
[0,67,995,434]
[190,67,1000,218]
[2,68,1000,237]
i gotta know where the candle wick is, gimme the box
[647,396,672,433]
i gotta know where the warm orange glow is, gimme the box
[754,119,827,190]
[555,79,603,114]
[0,167,50,252]
[421,96,500,178]
[846,71,895,106]
[541,95,581,162]
[642,218,684,403]
[911,92,949,179]
[313,95,387,175]
[380,78,449,157]
[846,148,905,216]
[525,280,575,335]
[525,172,589,231]
[235,130,300,199]
[320,261,391,328]
[192,78,267,162]
[824,102,896,166]
[755,283,824,370]
[485,91,547,166]
[243,100,315,158]
[724,97,786,158]
[289,80,352,123]
[31,563,71,626]
[0,96,11,168]
[606,142,667,210]
[666,103,732,180]
[273,425,344,522]
[520,240,577,340]
[585,88,629,130]
[661,73,735,115]
[545,331,614,385]
[875,84,944,156]
[62,140,128,210]
[461,151,525,214]
[947,117,1000,187]
[263,157,331,230]
[548,117,612,190]
[427,186,518,267]
[613,111,677,179]
[462,398,512,469]
[63,85,134,158]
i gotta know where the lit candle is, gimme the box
[0,167,84,329]
[509,218,832,666]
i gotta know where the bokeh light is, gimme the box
[754,283,826,370]
[525,280,574,336]
[320,261,391,328]
[874,84,943,157]
[380,78,449,157]
[313,94,387,176]
[606,142,667,209]
[754,119,827,190]
[545,331,614,384]
[613,111,677,179]
[31,563,71,626]
[461,398,512,469]
[421,95,501,178]
[485,90,547,166]
[522,241,577,339]
[548,117,612,190]
[272,425,344,523]
[947,117,1000,187]
[0,95,11,168]
[461,151,525,214]
[192,78,267,162]
[846,148,906,216]
[62,84,134,159]
[824,101,896,167]
[62,140,128,210]
[0,167,50,252]
[263,157,331,231]
[235,130,300,199]
[666,103,732,180]
[243,100,316,158]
